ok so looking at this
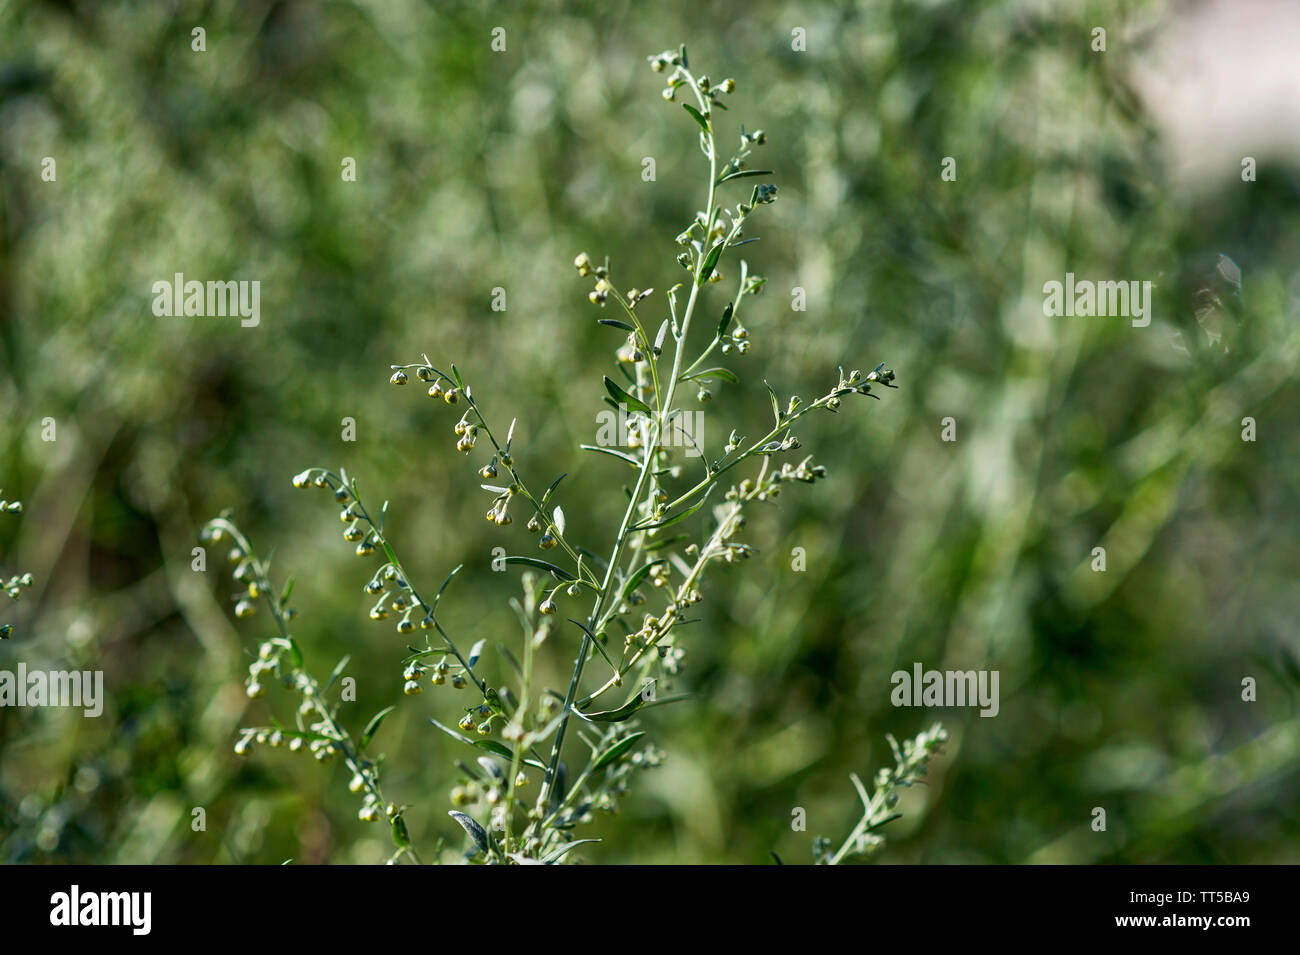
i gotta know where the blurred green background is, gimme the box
[2,0,1298,864]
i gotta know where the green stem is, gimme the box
[538,58,719,815]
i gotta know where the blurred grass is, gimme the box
[1,0,1297,864]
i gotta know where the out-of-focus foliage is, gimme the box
[1,0,1297,864]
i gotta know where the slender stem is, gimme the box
[538,59,719,813]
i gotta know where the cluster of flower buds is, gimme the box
[245,638,297,699]
[484,489,514,527]
[520,509,559,550]
[719,321,751,357]
[456,757,520,817]
[646,48,684,72]
[458,701,497,736]
[841,363,898,397]
[391,363,460,404]
[454,417,478,453]
[3,571,33,604]
[648,51,737,110]
[574,253,616,307]
[348,762,398,823]
[362,564,429,635]
[818,364,899,409]
[233,726,285,756]
[618,331,645,364]
[233,723,338,764]
[624,287,655,312]
[402,656,466,695]
[357,792,398,824]
[774,458,828,486]
[625,612,665,650]
[215,543,278,620]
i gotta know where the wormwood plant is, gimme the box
[1,494,31,640]
[205,45,943,864]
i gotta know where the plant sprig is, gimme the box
[205,43,930,865]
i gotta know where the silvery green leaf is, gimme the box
[359,705,395,750]
[603,377,652,417]
[447,811,489,853]
[468,639,486,667]
[324,655,351,692]
[591,732,645,772]
[554,506,566,536]
[540,839,600,864]
[682,102,709,133]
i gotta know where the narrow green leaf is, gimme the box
[643,533,689,552]
[474,738,547,770]
[631,495,707,532]
[578,682,656,722]
[603,377,653,417]
[286,637,304,670]
[470,740,511,762]
[360,705,396,749]
[579,444,641,468]
[716,301,734,338]
[682,102,709,133]
[867,811,904,832]
[680,366,739,384]
[280,576,295,606]
[540,838,600,865]
[540,473,567,507]
[503,555,572,580]
[577,689,691,722]
[597,318,636,332]
[620,561,656,600]
[764,379,781,426]
[447,811,489,853]
[591,731,646,772]
[696,242,724,287]
[718,168,773,184]
[566,617,619,675]
[324,655,351,693]
[429,716,475,747]
[431,564,463,616]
